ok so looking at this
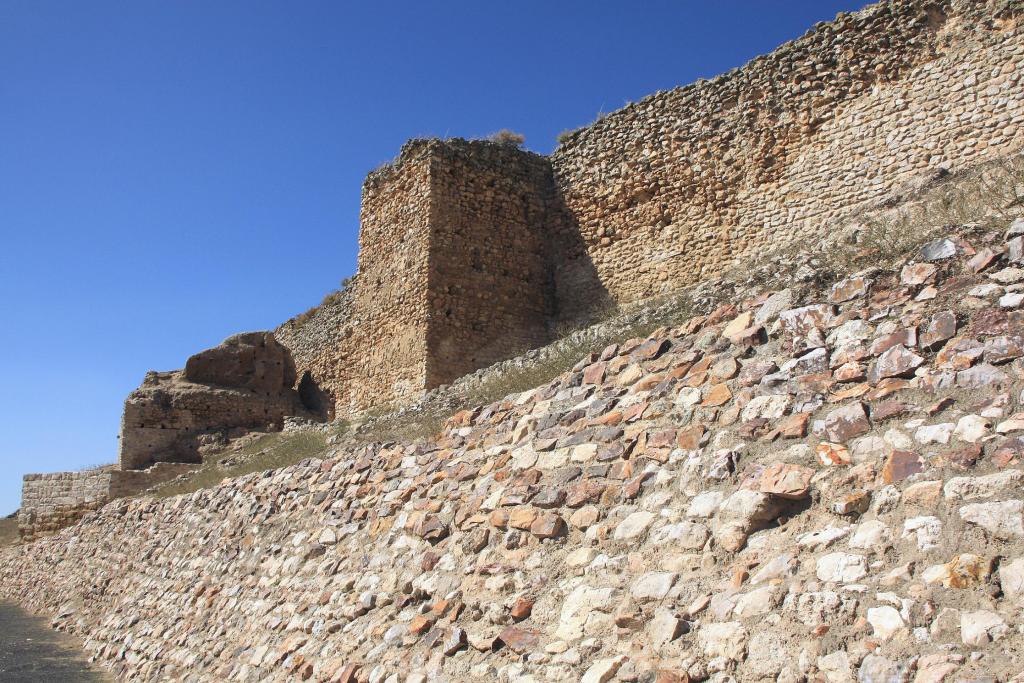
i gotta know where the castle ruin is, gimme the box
[19,0,1024,540]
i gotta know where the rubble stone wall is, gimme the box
[548,0,1024,317]
[11,219,1024,680]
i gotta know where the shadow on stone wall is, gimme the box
[547,182,613,329]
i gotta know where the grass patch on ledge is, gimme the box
[150,429,334,499]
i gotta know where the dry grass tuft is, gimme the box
[488,129,526,147]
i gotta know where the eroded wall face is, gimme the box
[549,0,1024,318]
[426,141,556,387]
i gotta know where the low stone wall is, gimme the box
[18,463,194,542]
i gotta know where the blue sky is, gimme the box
[0,0,865,515]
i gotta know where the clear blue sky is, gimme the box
[0,0,865,515]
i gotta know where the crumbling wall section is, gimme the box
[118,332,310,470]
[549,0,1024,317]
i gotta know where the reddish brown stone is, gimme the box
[925,397,955,416]
[511,596,534,621]
[778,412,810,438]
[509,508,538,530]
[566,480,606,507]
[817,442,851,466]
[730,325,768,347]
[882,450,924,483]
[830,275,871,303]
[870,328,917,355]
[676,424,706,450]
[986,335,1024,364]
[489,509,509,529]
[968,308,1011,337]
[647,429,677,449]
[824,402,870,442]
[947,443,982,469]
[530,512,566,539]
[921,311,957,349]
[654,671,691,683]
[633,338,671,361]
[759,462,815,499]
[582,362,607,385]
[992,437,1024,467]
[831,491,871,515]
[871,399,910,422]
[901,262,937,285]
[421,552,440,571]
[738,418,771,438]
[410,615,436,635]
[415,515,449,543]
[968,247,998,273]
[702,383,733,407]
[870,345,924,381]
[498,626,540,654]
[334,664,360,683]
[834,362,866,383]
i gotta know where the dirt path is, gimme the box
[0,602,111,682]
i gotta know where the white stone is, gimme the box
[555,585,616,640]
[797,526,850,549]
[1000,292,1024,308]
[686,491,724,518]
[959,500,1024,539]
[580,655,626,683]
[960,610,1009,646]
[816,552,868,583]
[613,511,655,540]
[902,516,943,551]
[733,586,776,618]
[998,557,1024,604]
[741,395,792,422]
[849,520,892,551]
[867,605,905,640]
[698,621,748,661]
[943,470,1024,501]
[953,414,990,443]
[647,608,684,648]
[631,572,677,602]
[564,547,598,568]
[915,423,954,445]
[651,520,710,550]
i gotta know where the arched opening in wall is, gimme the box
[298,371,332,421]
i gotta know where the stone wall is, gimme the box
[12,220,1024,679]
[17,463,192,542]
[277,0,1024,416]
[548,0,1024,317]
[425,139,559,386]
[119,331,313,470]
[278,139,566,414]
